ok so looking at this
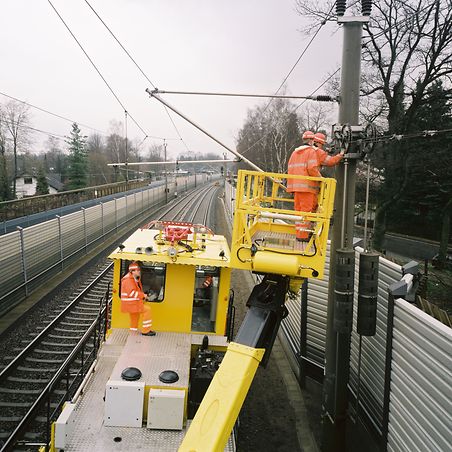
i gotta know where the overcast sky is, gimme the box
[0,0,342,160]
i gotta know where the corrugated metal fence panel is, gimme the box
[116,197,126,226]
[103,202,116,234]
[282,295,301,357]
[0,230,24,314]
[305,243,331,366]
[23,220,60,285]
[126,194,136,220]
[61,211,85,263]
[85,205,102,245]
[388,300,452,452]
[348,249,402,433]
[136,191,143,214]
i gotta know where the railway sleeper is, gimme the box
[47,333,84,341]
[72,305,103,312]
[32,348,89,355]
[0,386,44,394]
[40,341,79,348]
[0,415,22,422]
[63,316,97,323]
[83,294,102,304]
[69,309,100,316]
[54,327,89,334]
[25,357,65,364]
[16,366,60,375]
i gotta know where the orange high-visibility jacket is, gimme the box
[316,148,343,167]
[120,272,146,313]
[287,145,321,193]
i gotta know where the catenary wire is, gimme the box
[361,0,440,46]
[0,91,108,135]
[241,67,341,156]
[47,0,152,140]
[83,0,190,151]
[239,3,336,149]
[0,119,67,140]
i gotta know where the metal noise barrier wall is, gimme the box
[0,182,182,317]
[388,299,452,452]
[221,182,452,450]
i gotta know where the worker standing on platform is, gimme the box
[313,132,345,167]
[287,130,322,241]
[120,261,156,336]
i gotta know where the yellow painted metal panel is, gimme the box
[152,264,195,332]
[214,268,231,335]
[111,259,129,329]
[179,342,265,452]
[108,228,231,268]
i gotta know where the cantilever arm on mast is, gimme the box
[145,88,264,173]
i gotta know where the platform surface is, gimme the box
[253,230,309,251]
[109,331,191,387]
[65,329,235,451]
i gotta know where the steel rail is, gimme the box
[0,263,112,380]
[0,182,219,449]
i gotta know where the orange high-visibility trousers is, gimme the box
[128,303,153,333]
[294,192,318,239]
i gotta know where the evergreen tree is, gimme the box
[378,81,452,242]
[35,165,49,195]
[65,123,88,190]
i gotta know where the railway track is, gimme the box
[0,182,220,451]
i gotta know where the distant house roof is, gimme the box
[46,174,64,191]
[15,173,64,191]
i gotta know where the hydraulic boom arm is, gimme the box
[179,275,290,451]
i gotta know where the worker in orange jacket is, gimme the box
[313,132,344,167]
[120,261,156,336]
[287,130,322,241]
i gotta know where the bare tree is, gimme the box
[361,0,452,249]
[296,0,452,250]
[2,101,32,197]
[236,98,301,173]
[298,102,334,136]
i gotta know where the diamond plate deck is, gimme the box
[110,332,191,388]
[65,329,235,451]
[253,230,308,251]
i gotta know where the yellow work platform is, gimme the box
[230,170,336,279]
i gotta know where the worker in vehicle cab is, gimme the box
[287,130,322,241]
[120,261,156,336]
[313,132,345,167]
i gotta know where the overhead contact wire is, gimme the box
[241,4,335,154]
[83,0,190,150]
[0,91,107,135]
[47,0,148,138]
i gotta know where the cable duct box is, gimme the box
[147,388,185,430]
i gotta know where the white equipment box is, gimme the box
[54,402,76,450]
[147,388,185,430]
[104,379,145,427]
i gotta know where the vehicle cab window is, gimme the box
[121,260,166,302]
[192,266,220,332]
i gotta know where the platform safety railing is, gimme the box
[230,170,336,279]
